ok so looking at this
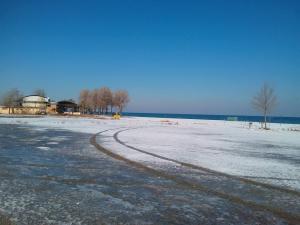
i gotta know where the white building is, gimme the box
[22,95,50,109]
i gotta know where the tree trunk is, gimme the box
[264,112,267,129]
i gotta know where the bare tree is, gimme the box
[0,88,23,114]
[87,91,94,113]
[89,89,99,114]
[252,83,277,129]
[99,87,112,114]
[33,89,46,97]
[79,89,90,114]
[96,88,106,114]
[113,90,130,114]
[79,87,129,115]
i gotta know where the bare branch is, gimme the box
[0,88,23,107]
[252,83,277,129]
[113,90,130,113]
[33,89,46,97]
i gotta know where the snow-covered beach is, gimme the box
[1,115,299,191]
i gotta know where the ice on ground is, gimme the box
[113,126,300,189]
[47,142,59,145]
[36,146,51,151]
[0,115,299,190]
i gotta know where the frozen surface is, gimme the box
[1,124,294,225]
[0,115,300,191]
[113,125,300,190]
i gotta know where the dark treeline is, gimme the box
[79,87,129,115]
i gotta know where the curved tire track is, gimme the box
[90,129,300,225]
[114,128,300,197]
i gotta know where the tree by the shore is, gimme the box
[0,88,23,114]
[79,87,129,114]
[100,87,113,114]
[252,83,277,129]
[113,90,129,114]
[79,89,90,114]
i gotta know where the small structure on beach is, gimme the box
[0,95,51,115]
[21,95,50,114]
[56,100,79,114]
[22,95,50,108]
[46,102,57,114]
[0,106,11,114]
[0,95,80,115]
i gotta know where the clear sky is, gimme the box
[0,0,299,116]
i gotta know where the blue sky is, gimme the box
[0,0,299,116]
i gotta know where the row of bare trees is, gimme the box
[79,87,129,114]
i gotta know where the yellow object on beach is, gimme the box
[113,113,121,120]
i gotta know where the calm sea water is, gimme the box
[123,112,300,125]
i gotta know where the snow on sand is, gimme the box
[0,115,299,190]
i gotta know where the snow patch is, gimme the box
[36,146,50,151]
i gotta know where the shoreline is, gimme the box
[1,113,300,126]
[123,112,300,125]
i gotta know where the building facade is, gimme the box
[0,96,80,115]
[22,95,50,108]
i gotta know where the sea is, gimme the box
[123,112,300,125]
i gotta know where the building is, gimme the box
[0,106,10,114]
[56,100,79,114]
[0,95,80,115]
[21,95,50,114]
[46,102,57,114]
[0,95,49,115]
[22,95,50,108]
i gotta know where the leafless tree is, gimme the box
[0,88,23,114]
[99,87,112,114]
[87,91,94,113]
[79,89,90,113]
[113,90,130,114]
[252,83,277,129]
[79,87,129,115]
[96,88,106,114]
[89,89,99,114]
[33,89,46,97]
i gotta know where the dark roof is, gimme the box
[57,100,77,105]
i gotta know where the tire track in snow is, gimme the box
[114,128,300,197]
[90,129,300,225]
